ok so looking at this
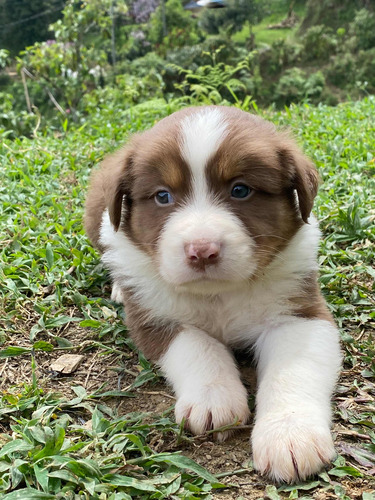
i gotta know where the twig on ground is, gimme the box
[337,429,371,441]
[141,390,175,400]
[84,352,100,388]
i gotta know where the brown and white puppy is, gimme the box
[84,106,341,483]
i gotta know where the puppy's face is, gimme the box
[105,107,318,293]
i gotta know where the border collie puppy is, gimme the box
[84,106,341,483]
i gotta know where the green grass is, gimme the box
[232,2,306,45]
[1,96,375,498]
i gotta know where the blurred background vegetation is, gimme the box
[0,0,374,137]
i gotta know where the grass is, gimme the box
[232,2,306,46]
[1,96,375,498]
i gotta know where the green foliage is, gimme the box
[15,0,130,118]
[274,67,325,105]
[259,39,303,76]
[19,40,108,115]
[0,92,37,138]
[171,47,255,107]
[349,8,375,50]
[327,52,357,88]
[200,0,262,35]
[0,49,10,69]
[0,382,224,497]
[148,0,200,49]
[356,48,375,93]
[300,0,371,32]
[3,0,375,130]
[81,72,165,113]
[0,0,64,55]
[301,25,338,61]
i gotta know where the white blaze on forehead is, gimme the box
[179,108,228,201]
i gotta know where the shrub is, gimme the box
[356,48,375,92]
[120,51,166,78]
[171,47,254,106]
[0,49,10,69]
[301,25,338,62]
[19,40,108,116]
[80,72,165,114]
[0,92,37,138]
[349,9,375,50]
[274,67,326,105]
[148,0,200,48]
[163,39,242,95]
[200,0,262,35]
[259,39,303,77]
[326,52,357,88]
[304,71,326,99]
[117,27,152,61]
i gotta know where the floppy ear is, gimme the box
[85,145,133,249]
[100,146,134,231]
[278,144,320,223]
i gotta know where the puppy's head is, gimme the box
[103,106,318,293]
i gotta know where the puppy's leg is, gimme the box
[159,327,250,440]
[252,318,341,483]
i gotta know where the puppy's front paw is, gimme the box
[175,382,250,441]
[110,282,124,303]
[252,413,335,483]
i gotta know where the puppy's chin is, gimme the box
[174,278,249,296]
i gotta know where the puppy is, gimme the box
[84,106,342,483]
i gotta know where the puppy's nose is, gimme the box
[185,240,221,269]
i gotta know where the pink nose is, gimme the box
[184,240,221,269]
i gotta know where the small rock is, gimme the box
[50,354,84,374]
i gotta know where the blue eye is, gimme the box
[231,184,252,200]
[155,190,174,205]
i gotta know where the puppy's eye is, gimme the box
[231,184,252,200]
[155,190,174,206]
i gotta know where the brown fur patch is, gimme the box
[290,272,334,323]
[123,289,181,361]
[123,129,191,256]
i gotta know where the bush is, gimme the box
[148,0,200,48]
[80,72,165,114]
[259,39,303,77]
[120,52,166,78]
[301,25,338,61]
[200,0,262,35]
[275,67,326,105]
[170,47,254,106]
[163,39,242,95]
[327,52,357,88]
[0,92,37,138]
[117,27,152,61]
[349,9,375,50]
[19,40,108,115]
[356,48,375,92]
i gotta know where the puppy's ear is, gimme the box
[278,144,319,223]
[101,146,134,231]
